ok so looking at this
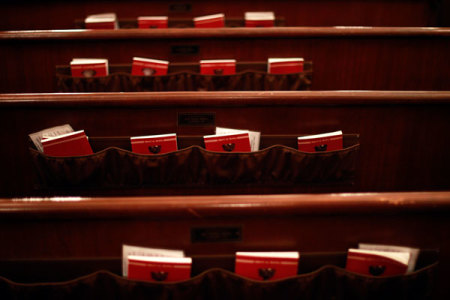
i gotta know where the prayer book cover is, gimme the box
[297,130,343,152]
[131,57,169,76]
[138,16,168,28]
[235,252,300,280]
[204,132,251,152]
[194,13,225,28]
[128,255,192,282]
[346,248,410,276]
[85,13,118,29]
[200,59,236,75]
[268,58,304,74]
[42,130,93,156]
[70,58,109,78]
[130,133,177,154]
[245,12,275,27]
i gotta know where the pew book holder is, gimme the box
[55,62,312,92]
[0,251,438,299]
[74,17,286,29]
[29,134,358,191]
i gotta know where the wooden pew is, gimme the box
[0,27,449,93]
[0,91,449,197]
[0,191,448,298]
[1,0,447,30]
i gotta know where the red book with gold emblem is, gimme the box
[200,59,236,75]
[268,58,304,74]
[41,130,93,157]
[235,252,300,281]
[138,16,168,28]
[128,256,192,282]
[346,249,410,276]
[245,12,275,27]
[297,131,343,152]
[70,58,109,78]
[131,57,169,76]
[204,132,251,152]
[130,133,177,154]
[194,13,225,28]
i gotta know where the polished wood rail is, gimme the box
[2,191,450,219]
[2,27,450,39]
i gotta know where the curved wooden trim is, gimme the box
[0,91,449,108]
[1,27,449,40]
[1,192,450,220]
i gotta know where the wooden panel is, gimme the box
[0,0,444,30]
[0,192,449,297]
[0,27,449,92]
[0,91,449,196]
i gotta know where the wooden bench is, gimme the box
[0,91,449,197]
[0,191,448,298]
[1,0,447,30]
[0,27,449,93]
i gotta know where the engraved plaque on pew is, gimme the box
[169,3,192,13]
[178,113,215,127]
[191,227,242,243]
[171,45,199,55]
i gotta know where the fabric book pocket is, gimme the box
[29,134,358,190]
[55,62,313,92]
[0,262,437,299]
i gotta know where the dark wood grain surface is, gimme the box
[0,191,448,297]
[1,27,449,92]
[1,0,446,30]
[0,91,449,197]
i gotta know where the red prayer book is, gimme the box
[358,243,419,273]
[194,13,225,28]
[297,130,343,152]
[41,130,93,157]
[130,133,178,154]
[204,132,251,152]
[70,58,109,78]
[131,57,169,76]
[138,16,168,28]
[346,249,410,276]
[200,59,236,75]
[268,58,304,74]
[128,255,192,282]
[245,12,275,27]
[235,252,300,280]
[85,13,118,29]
